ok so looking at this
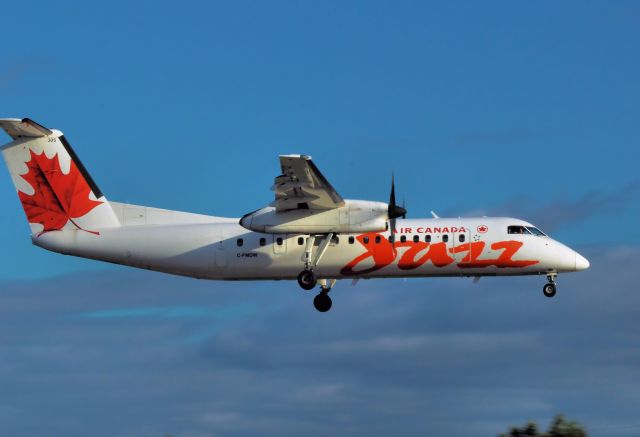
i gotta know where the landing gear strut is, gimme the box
[296,233,334,291]
[294,233,337,311]
[313,279,336,312]
[543,273,557,298]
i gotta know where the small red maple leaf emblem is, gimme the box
[18,150,102,234]
[477,225,488,233]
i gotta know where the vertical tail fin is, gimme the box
[1,118,120,235]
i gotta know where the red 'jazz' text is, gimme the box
[340,232,539,276]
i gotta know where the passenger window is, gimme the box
[276,237,283,246]
[298,237,304,246]
[259,237,266,246]
[348,236,355,244]
[332,236,340,244]
[363,236,369,244]
[413,235,419,243]
[400,235,406,243]
[375,235,381,244]
[237,238,243,247]
[459,234,465,243]
[443,234,449,243]
[425,235,431,243]
[389,235,395,243]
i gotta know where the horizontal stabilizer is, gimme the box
[0,118,52,140]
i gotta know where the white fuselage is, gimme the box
[32,203,588,281]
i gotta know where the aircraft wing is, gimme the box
[271,155,345,211]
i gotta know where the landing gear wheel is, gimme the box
[297,270,317,290]
[543,282,557,298]
[313,293,332,312]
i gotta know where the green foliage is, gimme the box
[499,414,587,437]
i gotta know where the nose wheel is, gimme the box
[543,282,557,298]
[543,273,557,298]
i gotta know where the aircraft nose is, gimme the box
[575,252,590,271]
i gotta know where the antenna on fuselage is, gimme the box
[430,210,440,219]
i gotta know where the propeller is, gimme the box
[388,174,407,243]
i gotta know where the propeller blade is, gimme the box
[390,173,396,208]
[387,173,406,248]
[387,173,407,220]
[389,216,396,245]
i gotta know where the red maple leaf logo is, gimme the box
[18,150,102,234]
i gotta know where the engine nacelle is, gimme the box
[239,199,388,234]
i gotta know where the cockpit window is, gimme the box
[507,225,531,235]
[526,226,546,236]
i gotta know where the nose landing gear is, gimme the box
[543,273,557,298]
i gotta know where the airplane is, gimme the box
[0,118,589,312]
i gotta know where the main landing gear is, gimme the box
[294,233,338,312]
[313,279,335,312]
[297,270,317,290]
[298,233,336,313]
[296,233,333,292]
[543,273,557,298]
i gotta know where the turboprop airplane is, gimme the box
[1,118,589,312]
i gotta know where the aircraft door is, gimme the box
[273,234,287,255]
[214,236,227,268]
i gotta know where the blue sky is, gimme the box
[1,1,639,435]
[2,1,639,277]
